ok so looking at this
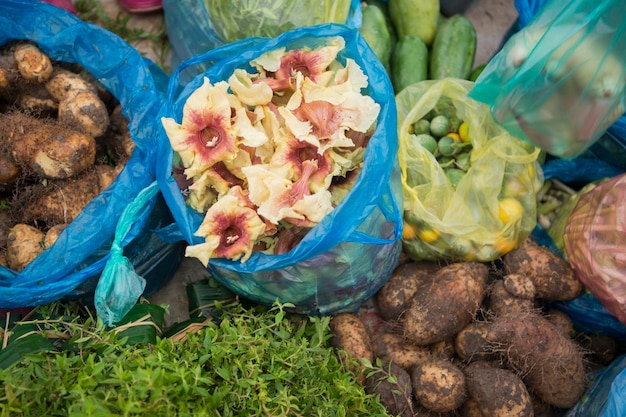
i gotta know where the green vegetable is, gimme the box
[413,119,431,135]
[430,115,451,137]
[438,135,458,156]
[470,63,487,81]
[360,3,392,72]
[429,14,477,80]
[389,0,439,46]
[0,301,390,416]
[391,35,428,93]
[445,168,466,189]
[205,0,352,43]
[413,134,438,154]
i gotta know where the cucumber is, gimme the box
[389,0,439,46]
[429,14,477,80]
[364,0,397,45]
[359,3,392,72]
[391,35,428,93]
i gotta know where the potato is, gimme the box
[102,105,135,164]
[58,89,109,138]
[429,338,456,360]
[575,333,619,369]
[6,223,45,271]
[403,262,489,345]
[463,361,533,417]
[411,358,467,413]
[22,165,118,226]
[502,273,536,299]
[487,279,536,317]
[544,308,574,337]
[44,224,67,249]
[372,332,431,371]
[0,251,7,268]
[45,69,96,102]
[455,321,497,362]
[486,312,586,408]
[329,313,374,383]
[3,112,96,179]
[376,261,439,321]
[13,43,53,83]
[365,359,415,417]
[17,84,58,116]
[502,238,583,301]
[0,152,20,190]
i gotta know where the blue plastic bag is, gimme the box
[471,0,626,159]
[163,0,363,82]
[0,1,183,321]
[156,24,403,315]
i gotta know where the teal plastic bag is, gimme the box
[0,1,183,319]
[156,24,402,315]
[470,0,626,159]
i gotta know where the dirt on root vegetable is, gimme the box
[0,41,133,271]
[329,236,618,416]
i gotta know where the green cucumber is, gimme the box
[391,35,428,93]
[389,0,439,46]
[359,4,392,72]
[429,14,477,80]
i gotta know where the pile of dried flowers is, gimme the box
[161,36,381,266]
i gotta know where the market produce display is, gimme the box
[3,0,626,416]
[0,41,129,271]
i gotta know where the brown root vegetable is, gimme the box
[16,84,58,116]
[13,43,53,83]
[502,273,536,299]
[502,238,583,301]
[58,89,109,138]
[45,69,96,101]
[102,105,135,164]
[403,262,489,346]
[463,361,533,417]
[0,251,7,268]
[329,313,374,384]
[22,164,117,226]
[411,358,467,413]
[44,224,67,248]
[375,261,438,321]
[0,208,13,248]
[455,321,497,362]
[429,338,456,360]
[575,333,619,369]
[0,152,20,190]
[544,308,575,338]
[486,312,586,408]
[488,279,536,316]
[6,223,45,271]
[365,359,415,417]
[3,111,96,179]
[372,332,431,371]
[459,397,485,417]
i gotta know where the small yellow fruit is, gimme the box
[418,228,439,243]
[402,221,417,240]
[458,122,470,143]
[494,236,517,254]
[498,198,524,224]
[446,132,461,142]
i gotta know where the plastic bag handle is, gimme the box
[345,180,403,245]
[94,181,160,326]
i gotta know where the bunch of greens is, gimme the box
[1,301,390,417]
[204,0,352,43]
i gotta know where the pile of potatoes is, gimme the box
[0,41,134,271]
[331,237,621,416]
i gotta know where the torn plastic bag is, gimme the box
[0,1,184,319]
[471,0,626,159]
[156,24,403,315]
